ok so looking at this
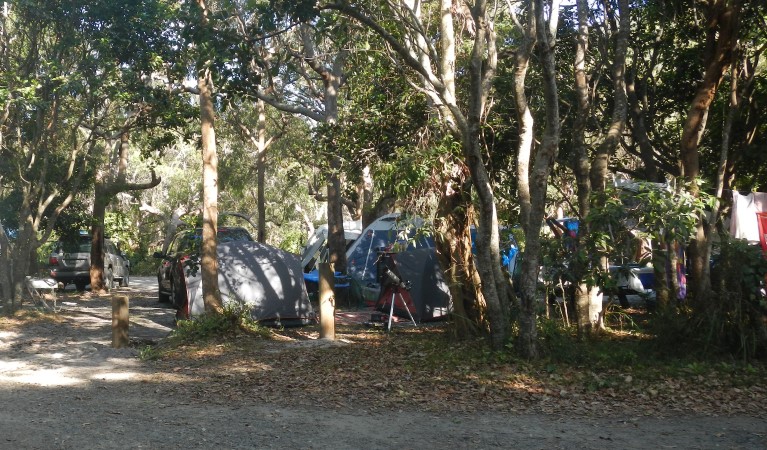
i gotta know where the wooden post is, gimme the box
[112,295,129,348]
[318,262,335,340]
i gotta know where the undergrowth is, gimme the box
[139,305,272,360]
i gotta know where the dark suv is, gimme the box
[49,233,131,291]
[153,227,253,312]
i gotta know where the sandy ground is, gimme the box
[0,277,765,449]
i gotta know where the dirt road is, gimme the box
[0,277,765,449]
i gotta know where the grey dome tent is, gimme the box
[375,247,452,322]
[346,213,434,303]
[185,240,314,326]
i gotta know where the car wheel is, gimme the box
[75,281,87,291]
[119,272,130,287]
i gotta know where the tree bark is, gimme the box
[572,0,601,335]
[626,71,659,182]
[90,182,109,292]
[465,0,511,352]
[198,0,222,314]
[256,98,267,243]
[434,173,485,338]
[682,0,740,305]
[90,134,161,293]
[520,0,563,356]
[589,0,629,192]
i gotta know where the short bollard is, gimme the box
[318,262,335,340]
[112,295,129,348]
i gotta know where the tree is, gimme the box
[568,0,629,332]
[196,0,224,314]
[216,2,357,274]
[0,0,118,309]
[681,0,741,306]
[322,0,520,350]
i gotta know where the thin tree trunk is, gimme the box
[319,37,347,275]
[589,0,629,192]
[90,183,108,292]
[572,0,601,335]
[653,239,670,310]
[466,0,510,352]
[682,0,740,305]
[704,57,746,292]
[513,0,539,358]
[626,71,659,182]
[522,0,563,354]
[256,98,267,243]
[198,0,222,314]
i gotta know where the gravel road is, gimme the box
[0,277,765,449]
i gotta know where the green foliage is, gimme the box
[312,47,437,208]
[706,237,767,360]
[278,227,305,254]
[571,181,709,293]
[534,319,641,368]
[642,236,767,361]
[169,305,272,346]
[48,199,91,242]
[587,182,705,258]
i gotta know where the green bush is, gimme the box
[171,304,272,343]
[705,237,767,360]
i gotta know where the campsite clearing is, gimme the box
[0,277,765,448]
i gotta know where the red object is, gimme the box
[756,212,767,254]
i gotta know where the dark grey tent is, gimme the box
[186,241,314,326]
[375,247,451,322]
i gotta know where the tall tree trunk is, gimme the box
[572,0,601,335]
[600,0,629,318]
[90,182,108,292]
[513,0,539,358]
[0,225,12,308]
[466,0,511,352]
[704,56,749,293]
[589,0,629,192]
[256,98,267,243]
[434,173,485,338]
[314,28,347,275]
[8,186,39,311]
[198,0,222,314]
[522,0,562,354]
[682,0,740,305]
[358,166,374,227]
